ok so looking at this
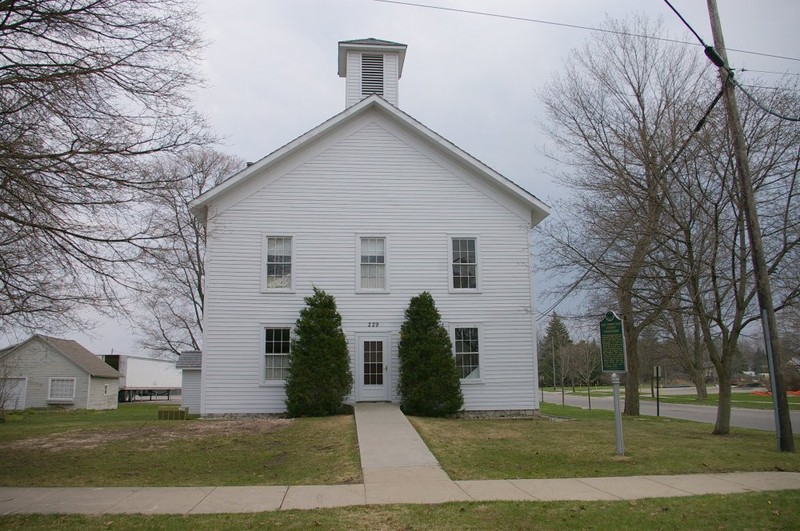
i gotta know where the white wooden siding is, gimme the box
[345,51,362,108]
[202,112,538,414]
[87,377,119,410]
[181,370,201,413]
[382,53,399,106]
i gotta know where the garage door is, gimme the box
[1,378,26,410]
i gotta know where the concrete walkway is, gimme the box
[1,472,798,515]
[1,402,799,515]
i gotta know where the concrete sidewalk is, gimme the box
[1,472,798,515]
[1,403,798,515]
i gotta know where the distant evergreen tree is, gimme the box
[285,287,353,417]
[398,292,463,416]
[538,313,572,388]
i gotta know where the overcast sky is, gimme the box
[23,0,800,356]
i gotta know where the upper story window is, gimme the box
[264,236,292,291]
[450,236,478,291]
[359,236,387,291]
[264,327,291,381]
[361,53,384,97]
[454,326,480,380]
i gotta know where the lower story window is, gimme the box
[49,377,76,401]
[265,327,291,380]
[454,327,480,379]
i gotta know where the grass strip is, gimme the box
[0,491,798,530]
[641,393,800,410]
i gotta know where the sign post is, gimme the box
[653,365,662,417]
[600,311,627,456]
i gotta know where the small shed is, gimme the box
[0,335,120,410]
[176,351,201,414]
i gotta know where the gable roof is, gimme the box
[176,350,202,369]
[339,38,405,47]
[190,95,550,226]
[338,38,408,77]
[0,335,120,378]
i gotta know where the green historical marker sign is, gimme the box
[600,310,627,372]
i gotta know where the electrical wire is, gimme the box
[738,83,798,92]
[662,0,800,122]
[730,79,800,122]
[741,68,800,77]
[536,87,725,321]
[371,0,800,63]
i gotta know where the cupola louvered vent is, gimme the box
[339,39,405,107]
[361,54,384,96]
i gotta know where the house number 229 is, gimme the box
[368,322,379,328]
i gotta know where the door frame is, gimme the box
[355,332,391,402]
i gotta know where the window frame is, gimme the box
[450,323,482,382]
[356,234,390,293]
[447,235,481,293]
[261,324,293,386]
[47,377,76,403]
[261,234,294,293]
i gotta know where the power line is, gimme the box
[739,83,799,92]
[662,0,800,122]
[732,80,800,122]
[536,87,725,321]
[740,68,800,77]
[371,0,800,63]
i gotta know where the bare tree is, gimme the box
[0,354,21,421]
[0,0,211,333]
[658,81,800,434]
[135,148,243,357]
[659,305,709,399]
[539,15,709,415]
[561,341,601,410]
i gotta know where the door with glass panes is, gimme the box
[356,333,389,401]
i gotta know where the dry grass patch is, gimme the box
[2,418,292,451]
[0,405,361,487]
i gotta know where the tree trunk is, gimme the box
[713,367,732,434]
[689,358,708,400]
[693,374,708,400]
[621,299,640,416]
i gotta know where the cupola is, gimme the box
[338,38,407,108]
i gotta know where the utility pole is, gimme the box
[706,0,794,452]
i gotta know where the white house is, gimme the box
[190,38,550,415]
[0,335,120,411]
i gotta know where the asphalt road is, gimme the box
[541,388,800,433]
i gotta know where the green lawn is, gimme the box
[408,403,800,480]
[2,402,800,526]
[641,392,800,411]
[1,491,798,530]
[0,404,362,487]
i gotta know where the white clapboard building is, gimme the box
[190,38,550,415]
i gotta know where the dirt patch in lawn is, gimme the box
[2,418,293,452]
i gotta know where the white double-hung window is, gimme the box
[264,327,291,381]
[263,236,292,291]
[357,236,388,292]
[449,236,479,291]
[453,326,480,380]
